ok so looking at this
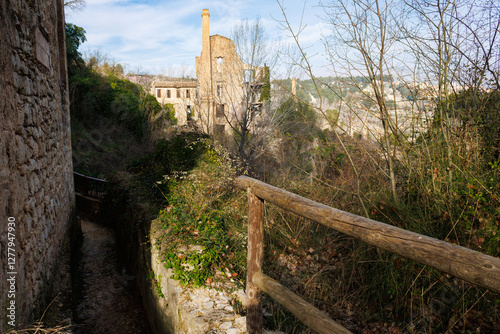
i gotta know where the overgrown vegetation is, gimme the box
[66,23,176,177]
[65,3,500,332]
[245,0,500,332]
[102,133,248,291]
[149,141,246,288]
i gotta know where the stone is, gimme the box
[226,329,238,334]
[234,316,246,327]
[20,76,32,95]
[233,289,247,307]
[220,321,233,330]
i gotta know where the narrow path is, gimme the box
[74,219,151,334]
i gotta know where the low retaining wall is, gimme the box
[140,219,248,334]
[113,205,249,334]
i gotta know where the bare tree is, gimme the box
[318,0,411,202]
[65,0,85,12]
[398,0,499,192]
[277,0,499,201]
[214,18,283,163]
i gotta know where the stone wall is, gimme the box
[0,0,75,331]
[195,9,264,135]
[151,81,198,126]
[142,219,249,334]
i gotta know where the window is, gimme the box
[166,89,171,98]
[244,70,254,83]
[216,104,224,117]
[217,84,222,99]
[187,105,192,120]
[186,89,190,99]
[215,124,225,134]
[177,89,181,98]
[217,57,223,72]
[156,89,161,98]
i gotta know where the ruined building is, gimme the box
[153,80,198,126]
[152,9,265,134]
[0,0,75,330]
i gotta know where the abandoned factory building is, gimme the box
[151,9,265,134]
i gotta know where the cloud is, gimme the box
[67,0,329,75]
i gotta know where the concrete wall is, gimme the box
[0,0,75,331]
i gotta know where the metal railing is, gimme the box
[235,176,500,334]
[73,171,108,199]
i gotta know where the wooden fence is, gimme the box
[73,171,108,199]
[235,176,500,334]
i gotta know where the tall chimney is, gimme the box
[292,77,297,97]
[202,9,210,59]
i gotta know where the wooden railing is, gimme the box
[73,171,108,199]
[235,176,500,334]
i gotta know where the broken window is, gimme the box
[167,90,171,98]
[217,84,222,99]
[215,124,225,134]
[177,89,181,98]
[244,70,254,83]
[217,57,223,72]
[157,89,161,98]
[186,89,190,99]
[216,104,224,117]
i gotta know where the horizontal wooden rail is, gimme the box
[73,171,108,199]
[235,175,500,334]
[253,272,352,334]
[236,176,500,293]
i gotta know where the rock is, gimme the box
[204,301,214,309]
[220,321,233,330]
[235,316,246,327]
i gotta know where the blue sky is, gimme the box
[66,0,329,77]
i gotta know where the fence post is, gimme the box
[246,187,264,334]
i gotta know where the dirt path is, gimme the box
[73,220,151,334]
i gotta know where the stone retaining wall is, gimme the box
[142,219,249,334]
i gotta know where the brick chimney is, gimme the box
[202,9,210,60]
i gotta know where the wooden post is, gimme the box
[246,187,264,334]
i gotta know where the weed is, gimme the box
[154,143,248,288]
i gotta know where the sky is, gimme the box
[65,0,330,78]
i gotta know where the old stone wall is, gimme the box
[195,9,264,135]
[0,0,75,331]
[152,81,198,126]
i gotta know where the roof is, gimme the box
[153,81,198,89]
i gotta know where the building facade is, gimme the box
[152,9,265,134]
[152,80,198,126]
